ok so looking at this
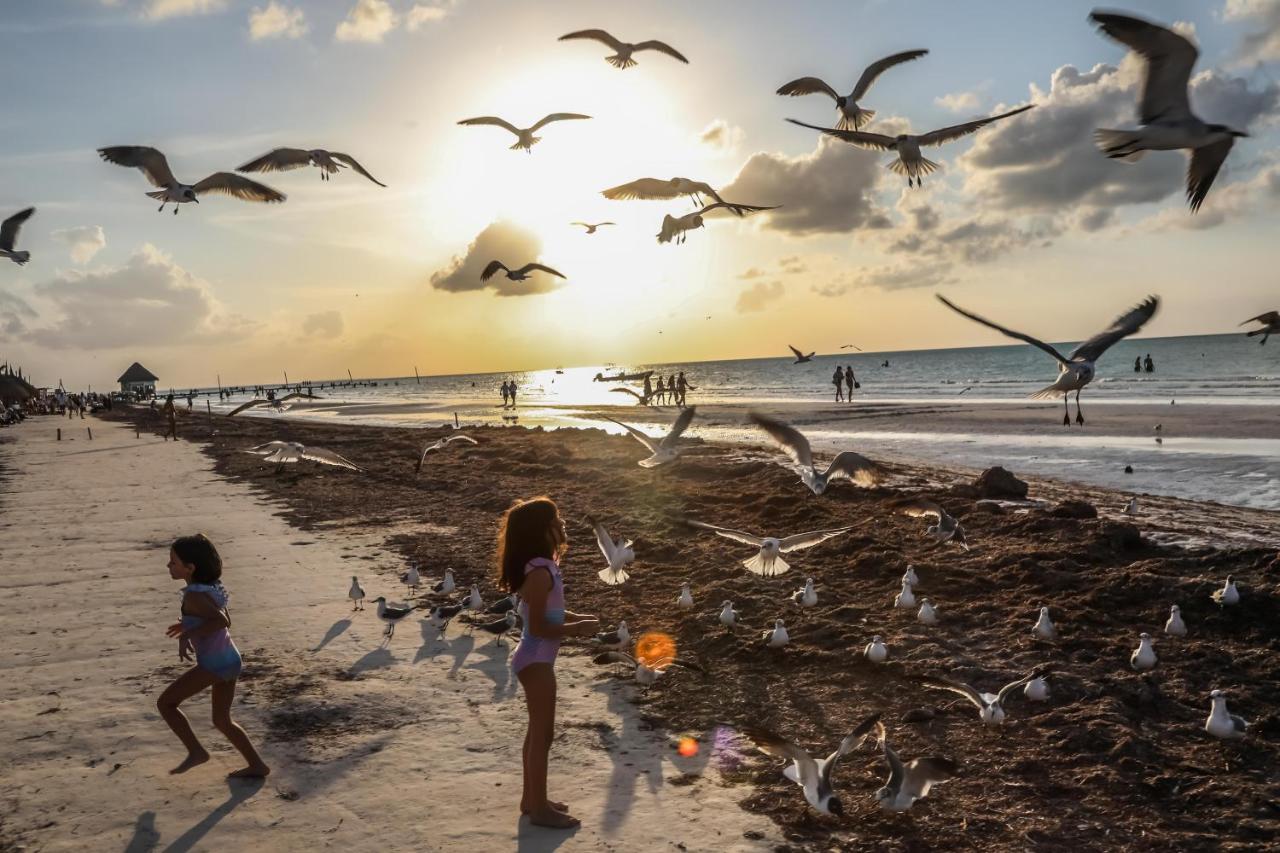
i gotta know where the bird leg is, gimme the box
[173,206,179,215]
[157,203,165,213]
[1063,397,1070,427]
[1074,390,1084,426]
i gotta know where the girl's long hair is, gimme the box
[496,496,567,592]
[172,533,222,585]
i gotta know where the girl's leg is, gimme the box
[211,678,271,778]
[516,663,578,828]
[157,666,218,773]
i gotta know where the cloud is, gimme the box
[0,291,36,338]
[737,267,766,280]
[736,280,784,313]
[301,310,344,338]
[335,0,397,43]
[143,0,226,20]
[429,221,561,297]
[27,245,256,349]
[407,4,449,30]
[1143,160,1280,230]
[855,261,954,292]
[1223,0,1280,64]
[722,135,891,236]
[50,225,106,264]
[780,255,807,273]
[698,119,744,154]
[935,90,981,113]
[249,2,306,40]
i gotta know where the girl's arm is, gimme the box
[520,572,595,640]
[176,592,229,640]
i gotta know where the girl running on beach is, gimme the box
[156,534,270,779]
[499,497,598,829]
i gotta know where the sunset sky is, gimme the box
[2,0,1278,390]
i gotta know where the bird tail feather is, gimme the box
[598,567,630,586]
[1094,129,1146,162]
[1029,383,1066,400]
[743,554,789,577]
[145,190,167,201]
[837,108,875,131]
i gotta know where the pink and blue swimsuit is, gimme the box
[181,582,242,682]
[510,557,565,674]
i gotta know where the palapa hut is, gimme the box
[117,362,158,397]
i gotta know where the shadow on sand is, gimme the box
[514,816,580,852]
[311,618,351,653]
[159,776,265,853]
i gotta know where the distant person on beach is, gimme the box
[508,380,518,407]
[676,372,691,407]
[882,360,889,368]
[501,381,510,408]
[1144,354,1154,373]
[162,395,177,441]
[667,374,677,405]
[1134,356,1142,373]
[845,365,858,399]
[832,366,844,402]
[654,376,666,405]
[499,497,598,829]
[157,534,270,779]
[643,374,653,401]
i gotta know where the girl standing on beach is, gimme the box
[156,534,270,779]
[499,497,598,829]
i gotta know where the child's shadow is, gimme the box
[136,777,264,853]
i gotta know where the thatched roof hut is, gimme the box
[0,372,36,402]
[118,362,158,395]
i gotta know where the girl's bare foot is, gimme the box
[528,807,580,829]
[228,763,271,779]
[170,750,210,774]
[521,800,569,814]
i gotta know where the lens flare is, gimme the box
[677,736,699,757]
[634,631,676,667]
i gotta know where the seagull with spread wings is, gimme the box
[480,260,566,283]
[571,221,615,234]
[602,177,735,212]
[686,520,854,577]
[609,387,655,406]
[656,201,777,245]
[895,497,970,551]
[244,440,362,473]
[558,29,688,69]
[415,433,477,474]
[872,721,957,812]
[787,105,1034,187]
[226,391,320,417]
[592,650,702,690]
[749,411,882,494]
[602,407,696,467]
[920,665,1052,725]
[236,147,385,187]
[788,345,815,364]
[0,208,34,266]
[1090,10,1248,212]
[1241,311,1279,346]
[98,146,285,213]
[937,293,1159,425]
[457,113,590,152]
[777,49,928,130]
[742,713,880,816]
[588,516,636,586]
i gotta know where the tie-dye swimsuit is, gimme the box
[181,582,242,681]
[510,557,565,674]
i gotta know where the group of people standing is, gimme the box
[831,365,860,402]
[1135,354,1155,373]
[500,380,519,408]
[642,371,693,407]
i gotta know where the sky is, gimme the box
[1,0,1278,390]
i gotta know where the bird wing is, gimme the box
[920,674,988,710]
[895,497,944,521]
[823,451,882,487]
[778,526,855,553]
[1069,296,1159,362]
[660,405,696,448]
[558,29,626,51]
[593,650,638,666]
[299,446,363,471]
[417,439,444,470]
[457,116,522,135]
[1185,138,1234,214]
[330,152,386,187]
[748,411,813,469]
[785,119,898,151]
[820,712,882,789]
[601,416,661,453]
[916,105,1034,148]
[997,664,1052,705]
[1090,11,1196,124]
[244,440,290,455]
[686,519,765,547]
[1241,311,1280,326]
[278,392,320,402]
[698,201,778,217]
[788,344,806,359]
[904,757,958,799]
[531,113,591,131]
[480,260,508,281]
[236,148,312,174]
[633,40,689,62]
[0,207,34,252]
[601,178,681,201]
[776,76,841,101]
[588,516,619,562]
[937,294,1070,365]
[742,729,819,791]
[192,172,286,203]
[610,387,648,402]
[98,146,177,188]
[875,721,908,793]
[514,263,566,279]
[227,399,268,416]
[852,49,929,100]
[443,434,478,446]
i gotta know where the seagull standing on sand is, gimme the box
[481,260,566,284]
[468,611,519,646]
[457,113,590,152]
[98,146,285,213]
[1164,604,1187,636]
[1205,690,1248,740]
[244,441,362,472]
[787,105,1033,187]
[742,713,880,816]
[1090,10,1249,212]
[788,345,815,364]
[602,407,696,467]
[348,576,365,611]
[902,565,919,586]
[236,148,385,186]
[1131,632,1158,671]
[432,569,456,595]
[485,593,519,615]
[764,619,790,648]
[719,601,738,629]
[686,520,854,577]
[1212,576,1240,606]
[425,604,463,639]
[1122,497,1139,515]
[894,580,917,609]
[571,221,615,234]
[558,29,688,68]
[793,578,818,609]
[464,585,483,612]
[937,293,1159,425]
[656,201,777,245]
[917,599,938,625]
[1241,311,1280,345]
[872,721,957,812]
[896,497,970,550]
[401,563,421,593]
[415,434,477,474]
[588,516,636,586]
[594,620,630,649]
[865,636,888,663]
[602,177,734,210]
[920,665,1052,725]
[677,583,694,609]
[1024,676,1051,702]
[1033,606,1057,640]
[749,412,882,494]
[776,49,929,130]
[0,208,34,266]
[372,596,414,639]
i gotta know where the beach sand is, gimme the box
[0,418,779,852]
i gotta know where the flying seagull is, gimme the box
[481,261,565,283]
[588,515,636,586]
[593,650,702,689]
[895,497,970,550]
[1241,311,1279,345]
[602,177,735,212]
[415,433,477,474]
[749,411,882,494]
[609,387,654,406]
[742,712,880,816]
[1205,690,1248,740]
[244,440,362,472]
[0,208,34,266]
[787,105,1034,187]
[686,520,854,577]
[872,721,957,812]
[457,113,590,152]
[919,665,1052,725]
[97,146,285,213]
[601,406,696,467]
[788,345,815,364]
[236,148,385,187]
[1090,10,1249,212]
[777,49,929,130]
[937,293,1159,425]
[839,343,863,351]
[656,201,777,245]
[558,29,688,68]
[226,391,320,417]
[571,221,615,234]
